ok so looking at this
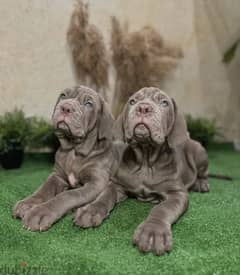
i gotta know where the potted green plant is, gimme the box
[28,117,59,161]
[185,114,221,148]
[0,109,31,169]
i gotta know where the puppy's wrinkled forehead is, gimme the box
[59,86,100,104]
[132,87,170,102]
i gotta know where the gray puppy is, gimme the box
[13,86,114,231]
[75,87,209,255]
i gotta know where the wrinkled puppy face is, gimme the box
[52,86,101,140]
[124,87,175,145]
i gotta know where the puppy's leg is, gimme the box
[13,173,68,219]
[74,184,127,228]
[190,142,209,193]
[133,190,188,255]
[22,172,110,231]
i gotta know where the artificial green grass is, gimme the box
[0,147,240,275]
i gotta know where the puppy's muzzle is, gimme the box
[135,103,153,116]
[57,121,70,131]
[54,102,76,133]
[134,123,151,139]
[60,103,75,115]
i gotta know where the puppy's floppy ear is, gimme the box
[167,99,189,148]
[113,112,125,141]
[113,102,130,141]
[98,97,114,140]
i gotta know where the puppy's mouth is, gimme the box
[133,123,151,140]
[55,121,74,138]
[57,121,70,131]
[55,121,85,143]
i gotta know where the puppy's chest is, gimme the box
[116,160,175,202]
[62,150,86,188]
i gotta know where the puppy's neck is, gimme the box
[74,127,98,156]
[58,127,99,156]
[130,141,170,166]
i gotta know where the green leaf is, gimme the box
[185,114,220,147]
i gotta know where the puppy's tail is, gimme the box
[208,173,233,181]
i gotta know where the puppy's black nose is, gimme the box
[136,103,153,115]
[60,103,74,115]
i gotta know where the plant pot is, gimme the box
[1,140,24,169]
[1,149,24,169]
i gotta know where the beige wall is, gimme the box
[0,0,239,141]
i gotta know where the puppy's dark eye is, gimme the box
[60,93,66,99]
[84,101,93,107]
[129,99,136,105]
[160,100,169,107]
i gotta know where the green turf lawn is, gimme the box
[0,145,240,275]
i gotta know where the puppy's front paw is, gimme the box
[74,204,109,228]
[22,204,58,232]
[13,198,41,219]
[133,221,173,256]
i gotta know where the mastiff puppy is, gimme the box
[75,87,209,255]
[13,85,114,231]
